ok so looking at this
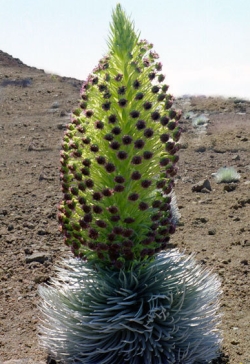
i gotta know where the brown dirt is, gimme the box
[0,50,250,364]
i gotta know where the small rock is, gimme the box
[243,240,250,246]
[230,339,240,345]
[200,187,211,193]
[218,268,225,276]
[33,275,50,284]
[232,217,240,221]
[240,259,248,265]
[192,179,212,192]
[7,224,14,231]
[232,154,240,161]
[0,209,8,216]
[194,146,206,153]
[23,222,35,229]
[57,123,67,130]
[51,101,59,108]
[37,229,48,235]
[223,184,237,192]
[208,229,216,235]
[25,252,52,264]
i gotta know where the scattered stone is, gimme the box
[232,154,240,161]
[223,184,237,192]
[218,268,225,276]
[244,240,250,246]
[213,147,226,153]
[194,146,206,153]
[230,339,240,345]
[240,259,248,265]
[192,179,212,192]
[57,122,67,130]
[208,229,216,235]
[200,187,211,193]
[232,217,240,221]
[33,275,50,284]
[23,222,35,229]
[24,247,33,255]
[7,224,14,231]
[25,252,52,264]
[37,229,48,235]
[0,209,8,216]
[51,101,59,109]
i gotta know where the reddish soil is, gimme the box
[0,50,249,364]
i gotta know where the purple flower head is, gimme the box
[98,84,107,92]
[128,193,139,201]
[158,74,165,83]
[102,101,111,111]
[110,141,120,150]
[110,215,121,222]
[90,144,99,153]
[134,139,145,149]
[122,135,133,145]
[95,120,104,129]
[108,114,117,124]
[118,98,128,107]
[139,202,149,211]
[144,128,154,138]
[115,73,123,81]
[143,151,153,160]
[111,126,121,135]
[136,120,146,130]
[108,206,119,214]
[105,163,116,173]
[141,179,152,188]
[114,184,125,192]
[151,86,160,94]
[155,62,162,71]
[123,217,135,224]
[131,156,142,165]
[117,151,128,160]
[96,156,106,165]
[135,92,144,100]
[143,101,152,110]
[85,110,94,118]
[131,171,141,180]
[148,72,156,80]
[102,188,113,197]
[114,175,125,184]
[93,205,103,214]
[104,133,114,141]
[151,111,161,121]
[133,80,141,89]
[83,205,91,213]
[118,86,126,95]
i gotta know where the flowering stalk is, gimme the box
[59,4,182,269]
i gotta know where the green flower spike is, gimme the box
[59,4,182,269]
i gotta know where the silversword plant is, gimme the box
[214,166,240,183]
[39,5,222,363]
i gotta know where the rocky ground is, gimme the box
[0,50,249,364]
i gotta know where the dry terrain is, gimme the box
[0,50,249,364]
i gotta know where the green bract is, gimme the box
[59,4,181,269]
